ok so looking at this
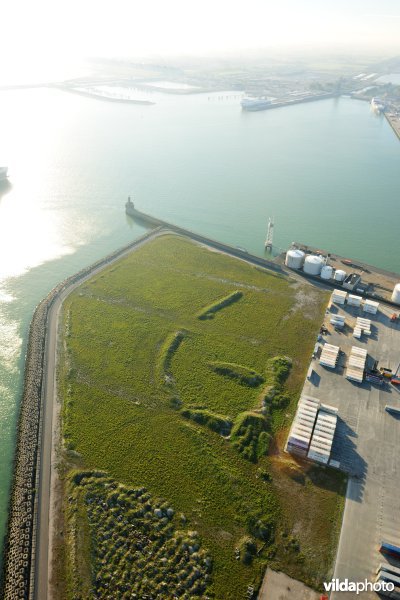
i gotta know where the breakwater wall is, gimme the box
[262,92,337,111]
[53,85,155,105]
[129,205,400,309]
[385,113,400,141]
[1,227,162,600]
[126,205,283,274]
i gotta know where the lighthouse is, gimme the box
[125,195,135,215]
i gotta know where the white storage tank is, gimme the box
[391,283,400,305]
[334,269,346,282]
[320,265,334,280]
[303,255,324,276]
[285,249,305,269]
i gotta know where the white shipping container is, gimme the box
[302,395,320,404]
[351,347,367,356]
[308,451,329,464]
[320,404,339,415]
[312,436,333,448]
[298,400,318,413]
[363,300,379,314]
[348,294,362,306]
[318,414,337,425]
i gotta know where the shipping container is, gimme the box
[377,563,400,577]
[380,542,400,559]
[385,405,400,415]
[376,570,400,587]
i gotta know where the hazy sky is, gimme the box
[1,0,400,78]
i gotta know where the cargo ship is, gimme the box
[0,167,8,182]
[241,97,272,111]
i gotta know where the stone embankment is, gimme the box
[1,227,161,600]
[126,204,283,275]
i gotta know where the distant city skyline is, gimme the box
[1,0,400,83]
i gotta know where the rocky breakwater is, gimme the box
[1,297,49,600]
[1,227,160,600]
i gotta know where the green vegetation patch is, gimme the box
[197,290,243,320]
[231,412,271,462]
[261,356,293,418]
[158,330,187,383]
[209,361,264,387]
[181,408,232,435]
[66,471,211,598]
[59,234,341,598]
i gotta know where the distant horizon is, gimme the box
[2,0,400,85]
[2,48,400,88]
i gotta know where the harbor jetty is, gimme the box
[125,197,283,273]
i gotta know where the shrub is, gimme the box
[238,536,257,565]
[181,409,232,435]
[208,362,264,387]
[197,290,243,319]
[231,412,270,462]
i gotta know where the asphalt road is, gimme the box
[33,228,166,599]
[300,302,400,600]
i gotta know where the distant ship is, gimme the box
[241,97,273,111]
[0,167,8,182]
[371,97,385,113]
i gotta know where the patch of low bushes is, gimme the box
[209,361,264,387]
[238,536,257,565]
[197,290,243,320]
[231,412,272,462]
[181,408,232,435]
[159,330,187,380]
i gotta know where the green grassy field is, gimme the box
[59,234,345,598]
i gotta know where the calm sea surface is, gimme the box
[0,88,399,558]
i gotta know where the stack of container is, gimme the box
[363,299,379,314]
[286,396,320,457]
[319,344,340,369]
[353,316,371,338]
[330,314,345,328]
[346,346,367,383]
[307,406,338,465]
[347,294,362,307]
[331,289,347,305]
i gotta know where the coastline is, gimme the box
[50,85,155,105]
[385,111,400,140]
[1,226,163,599]
[127,204,400,307]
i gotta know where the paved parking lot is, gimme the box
[301,301,400,599]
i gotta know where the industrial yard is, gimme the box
[286,283,400,599]
[281,244,400,307]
